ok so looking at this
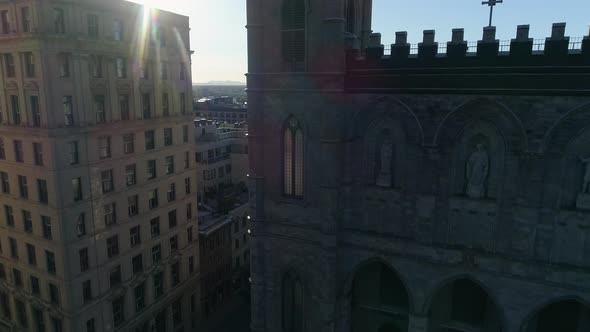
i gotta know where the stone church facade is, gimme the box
[246,1,590,331]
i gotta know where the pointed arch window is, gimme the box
[282,273,303,332]
[281,0,305,71]
[283,117,304,198]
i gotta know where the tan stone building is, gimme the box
[0,0,199,331]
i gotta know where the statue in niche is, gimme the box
[465,143,489,198]
[376,137,393,187]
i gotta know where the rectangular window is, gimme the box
[0,172,8,194]
[89,55,102,78]
[189,255,194,273]
[8,237,17,258]
[180,92,186,114]
[162,93,169,116]
[170,235,178,254]
[22,210,32,232]
[142,93,151,119]
[37,179,48,204]
[116,58,126,78]
[42,216,52,239]
[30,275,40,295]
[128,195,138,217]
[26,243,36,265]
[52,317,62,332]
[186,203,192,220]
[150,217,160,237]
[123,133,134,154]
[49,283,59,304]
[132,254,143,274]
[167,183,176,202]
[113,19,123,41]
[119,94,130,120]
[94,95,105,123]
[161,63,168,80]
[187,226,194,243]
[13,140,23,162]
[151,244,162,265]
[35,308,46,332]
[77,213,86,237]
[18,175,27,198]
[109,265,121,288]
[98,136,111,159]
[54,8,65,33]
[68,141,79,164]
[168,209,177,228]
[58,53,70,77]
[72,177,82,201]
[164,128,173,146]
[79,248,89,271]
[185,177,191,195]
[46,250,56,274]
[184,151,190,169]
[125,164,136,186]
[171,262,180,286]
[87,14,98,38]
[3,54,14,77]
[15,299,26,327]
[145,130,155,150]
[148,189,158,209]
[140,62,149,79]
[31,95,40,127]
[104,203,116,226]
[183,125,189,143]
[0,10,9,34]
[153,272,164,298]
[33,142,43,166]
[21,7,31,32]
[165,155,174,174]
[107,235,119,258]
[172,299,182,326]
[130,225,141,247]
[0,138,4,159]
[0,292,10,319]
[147,160,156,179]
[63,96,74,126]
[23,52,35,77]
[82,280,92,303]
[134,283,145,312]
[101,170,113,193]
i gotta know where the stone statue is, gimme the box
[465,143,489,198]
[376,138,393,187]
[578,155,590,194]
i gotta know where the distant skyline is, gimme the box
[133,0,589,83]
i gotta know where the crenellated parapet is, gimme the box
[346,23,590,95]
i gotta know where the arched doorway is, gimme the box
[428,278,503,332]
[523,299,590,332]
[351,261,409,332]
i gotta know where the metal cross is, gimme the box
[482,0,503,27]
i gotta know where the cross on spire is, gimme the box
[482,0,503,27]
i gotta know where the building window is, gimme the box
[128,195,138,217]
[165,155,175,174]
[10,95,20,125]
[101,169,114,193]
[8,237,17,258]
[0,138,5,159]
[164,128,173,146]
[283,117,304,198]
[37,179,48,203]
[4,206,14,228]
[161,63,168,80]
[150,217,160,237]
[125,164,136,186]
[184,151,190,169]
[171,262,180,286]
[87,14,99,38]
[33,143,43,165]
[18,175,28,198]
[30,275,40,295]
[167,183,176,202]
[89,55,102,78]
[26,243,36,265]
[95,95,105,123]
[0,10,9,34]
[77,213,86,237]
[116,58,126,78]
[180,63,186,80]
[183,125,189,143]
[0,292,10,319]
[153,272,164,298]
[142,93,151,119]
[282,272,304,332]
[21,7,31,32]
[185,177,191,195]
[170,235,178,254]
[151,244,161,263]
[86,319,95,332]
[168,209,177,228]
[13,140,23,162]
[72,177,82,201]
[22,210,32,232]
[109,265,121,288]
[3,54,14,77]
[49,283,59,304]
[145,130,155,150]
[147,160,156,179]
[68,141,79,164]
[23,52,35,77]
[34,308,45,332]
[0,172,8,194]
[104,203,116,226]
[140,62,149,79]
[51,317,62,332]
[79,248,89,271]
[82,280,92,303]
[188,255,194,273]
[107,236,119,258]
[119,94,130,120]
[15,299,26,327]
[281,0,306,71]
[130,225,141,247]
[45,250,56,274]
[134,282,145,312]
[180,93,186,114]
[148,189,158,209]
[187,226,193,243]
[172,298,182,326]
[186,203,192,220]
[98,136,111,159]
[63,96,74,126]
[58,53,70,77]
[132,254,143,274]
[42,216,52,239]
[31,96,40,127]
[54,8,65,33]
[123,133,134,154]
[113,19,123,41]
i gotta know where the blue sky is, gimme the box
[136,0,589,83]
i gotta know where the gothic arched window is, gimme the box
[283,117,304,198]
[281,0,305,71]
[282,273,303,332]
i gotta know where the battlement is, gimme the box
[345,23,590,95]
